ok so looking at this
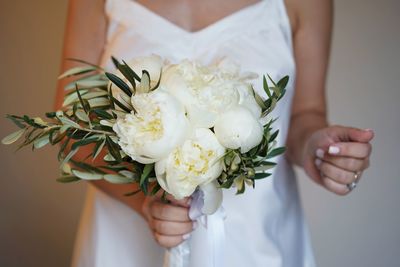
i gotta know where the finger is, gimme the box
[153,232,188,248]
[318,154,368,172]
[329,126,374,143]
[321,176,350,196]
[153,219,194,235]
[151,201,191,222]
[326,142,372,158]
[316,159,360,185]
[165,194,191,208]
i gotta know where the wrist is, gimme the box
[287,111,328,166]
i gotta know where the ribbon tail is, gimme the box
[207,206,226,267]
[163,239,191,267]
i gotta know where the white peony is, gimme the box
[113,89,190,164]
[161,60,257,128]
[236,84,262,118]
[214,106,263,153]
[126,54,163,88]
[155,128,225,199]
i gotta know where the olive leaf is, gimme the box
[1,128,26,145]
[71,169,103,180]
[58,66,97,79]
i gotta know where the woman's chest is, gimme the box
[134,0,263,33]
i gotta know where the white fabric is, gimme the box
[71,0,316,266]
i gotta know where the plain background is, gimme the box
[0,0,399,266]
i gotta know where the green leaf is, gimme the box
[71,137,100,150]
[110,95,132,113]
[66,58,103,69]
[71,169,103,180]
[137,70,151,94]
[105,72,132,97]
[64,74,106,90]
[140,164,154,186]
[92,139,106,160]
[263,75,272,98]
[234,175,245,194]
[118,63,137,92]
[267,74,278,88]
[150,183,162,195]
[60,147,79,168]
[6,115,25,129]
[57,114,82,129]
[111,56,120,68]
[119,170,138,179]
[266,147,286,159]
[122,60,141,81]
[253,173,272,180]
[105,136,122,162]
[57,176,80,183]
[65,80,109,91]
[104,174,134,184]
[63,89,89,107]
[58,136,71,160]
[92,109,113,120]
[277,75,289,90]
[75,85,90,113]
[269,130,279,143]
[88,97,111,108]
[58,66,97,79]
[75,109,90,122]
[2,128,25,145]
[254,164,275,172]
[33,134,50,149]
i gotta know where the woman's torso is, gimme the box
[72,0,315,266]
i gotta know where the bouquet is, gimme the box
[2,54,288,267]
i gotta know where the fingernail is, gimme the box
[328,146,340,155]
[187,198,192,206]
[315,158,322,169]
[315,148,324,158]
[192,221,198,230]
[364,128,374,132]
[182,233,191,240]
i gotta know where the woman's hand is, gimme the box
[302,125,374,195]
[142,194,195,248]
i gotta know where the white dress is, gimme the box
[71,0,316,266]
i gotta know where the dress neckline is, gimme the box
[127,0,266,37]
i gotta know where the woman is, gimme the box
[55,0,374,266]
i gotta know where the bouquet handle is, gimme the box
[163,189,226,267]
[163,239,191,267]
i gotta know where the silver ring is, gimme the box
[347,181,357,191]
[347,172,362,191]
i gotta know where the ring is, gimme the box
[347,181,357,191]
[347,171,362,191]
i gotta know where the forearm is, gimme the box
[54,0,147,218]
[286,110,328,167]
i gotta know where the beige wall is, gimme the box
[0,1,399,267]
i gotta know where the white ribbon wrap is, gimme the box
[163,190,226,267]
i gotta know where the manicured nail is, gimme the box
[182,233,191,240]
[315,148,324,158]
[315,158,322,169]
[328,146,340,155]
[192,221,198,230]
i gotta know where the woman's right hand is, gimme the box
[142,194,196,248]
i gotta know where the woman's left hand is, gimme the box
[302,125,374,195]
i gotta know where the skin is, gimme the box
[56,0,374,249]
